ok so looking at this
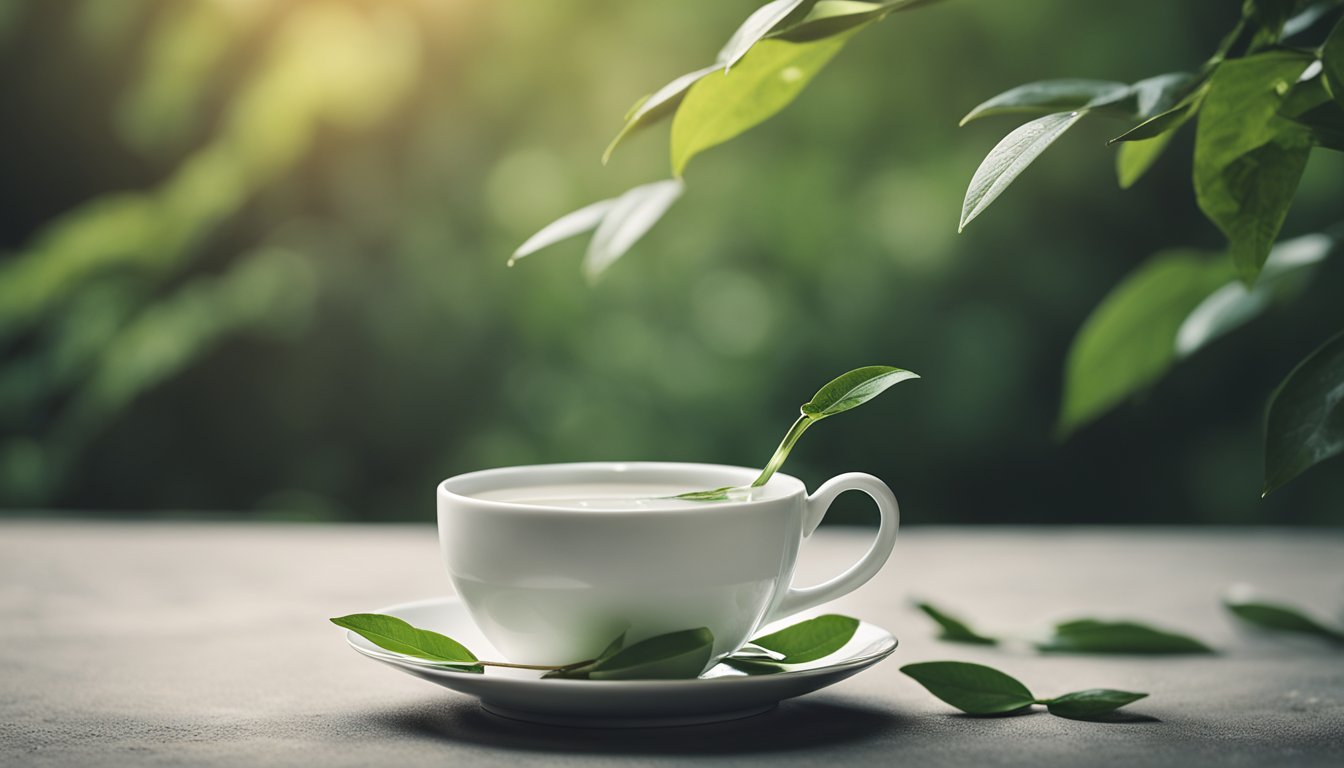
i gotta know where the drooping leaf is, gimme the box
[584,179,685,280]
[1044,689,1149,720]
[915,601,999,645]
[509,199,616,265]
[771,0,943,43]
[1193,50,1315,284]
[1058,250,1232,435]
[603,65,719,164]
[718,0,809,72]
[584,627,716,680]
[900,661,1036,715]
[959,111,1086,232]
[1224,588,1344,641]
[1115,131,1178,189]
[1176,233,1334,358]
[1038,619,1213,655]
[330,614,482,671]
[1109,82,1208,144]
[749,614,860,663]
[671,26,866,177]
[801,365,920,418]
[960,80,1129,126]
[1322,15,1344,108]
[1263,329,1344,493]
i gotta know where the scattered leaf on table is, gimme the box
[915,601,998,645]
[1037,619,1213,655]
[1044,689,1149,720]
[1224,589,1344,642]
[900,661,1036,715]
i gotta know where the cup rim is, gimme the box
[438,461,806,516]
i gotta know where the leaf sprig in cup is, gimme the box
[675,365,920,501]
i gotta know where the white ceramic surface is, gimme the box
[437,462,900,665]
[344,597,899,727]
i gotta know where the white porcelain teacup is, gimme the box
[437,462,899,667]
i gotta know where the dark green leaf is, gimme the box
[1194,51,1315,284]
[1224,591,1344,641]
[331,614,482,671]
[915,602,998,645]
[960,80,1129,126]
[900,661,1036,715]
[1245,0,1301,50]
[722,657,788,676]
[1044,689,1149,720]
[1325,16,1344,108]
[1038,619,1213,655]
[1127,72,1199,118]
[749,614,860,662]
[670,25,867,176]
[543,632,628,679]
[1263,329,1344,493]
[800,365,920,418]
[959,111,1085,231]
[1109,82,1207,144]
[585,627,715,680]
[1115,131,1178,189]
[1058,250,1232,435]
[603,65,718,164]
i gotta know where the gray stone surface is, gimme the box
[1,521,1342,767]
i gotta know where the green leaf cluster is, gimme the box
[901,661,1147,720]
[332,611,859,681]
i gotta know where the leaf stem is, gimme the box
[752,414,813,487]
[477,657,597,671]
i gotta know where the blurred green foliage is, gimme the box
[1,0,1341,524]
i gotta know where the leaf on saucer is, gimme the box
[1042,689,1148,720]
[1223,592,1344,642]
[1037,619,1213,654]
[915,601,999,645]
[543,632,628,679]
[584,628,715,680]
[749,614,860,663]
[900,661,1036,715]
[722,657,788,676]
[331,613,483,672]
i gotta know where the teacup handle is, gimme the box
[765,472,900,623]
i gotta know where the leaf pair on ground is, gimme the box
[331,612,860,681]
[901,661,1147,720]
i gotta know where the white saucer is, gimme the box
[343,597,898,727]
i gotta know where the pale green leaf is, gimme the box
[771,0,945,42]
[959,111,1085,232]
[584,179,684,280]
[1263,329,1344,493]
[1115,131,1177,189]
[801,365,920,417]
[718,0,808,71]
[509,199,616,265]
[331,613,481,670]
[960,80,1128,125]
[670,27,864,176]
[603,65,719,165]
[749,614,859,662]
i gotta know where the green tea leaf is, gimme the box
[671,27,865,176]
[1325,16,1344,108]
[1038,619,1214,655]
[1044,689,1149,720]
[960,80,1129,126]
[509,199,616,265]
[543,632,628,679]
[584,179,684,280]
[331,614,482,670]
[718,0,808,72]
[959,111,1085,232]
[1058,250,1232,435]
[1109,82,1207,144]
[1176,233,1334,358]
[1263,329,1344,493]
[585,627,715,680]
[1193,51,1314,284]
[915,602,998,645]
[603,65,719,164]
[1224,591,1344,641]
[749,614,860,662]
[801,365,920,418]
[900,661,1036,715]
